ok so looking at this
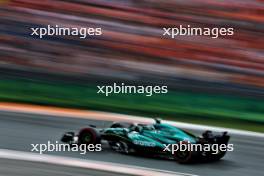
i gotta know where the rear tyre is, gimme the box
[174,142,193,164]
[210,151,227,161]
[78,128,101,145]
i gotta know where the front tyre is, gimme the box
[78,128,101,145]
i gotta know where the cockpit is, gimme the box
[129,123,155,133]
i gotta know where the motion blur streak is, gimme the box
[0,1,263,175]
[0,0,263,131]
[0,149,195,176]
[1,0,264,87]
[0,102,262,137]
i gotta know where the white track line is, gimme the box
[0,149,197,176]
[164,120,264,138]
[0,103,263,138]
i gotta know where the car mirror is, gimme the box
[155,118,162,124]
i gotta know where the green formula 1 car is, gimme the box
[61,119,230,163]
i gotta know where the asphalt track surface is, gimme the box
[0,111,263,176]
[0,158,131,176]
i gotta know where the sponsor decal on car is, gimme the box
[133,140,156,147]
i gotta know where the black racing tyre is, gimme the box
[78,128,101,145]
[174,142,193,164]
[210,151,227,161]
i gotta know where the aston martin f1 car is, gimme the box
[61,119,230,163]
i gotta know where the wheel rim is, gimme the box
[83,133,92,143]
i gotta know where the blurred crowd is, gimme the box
[0,0,264,89]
